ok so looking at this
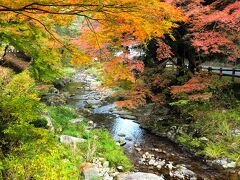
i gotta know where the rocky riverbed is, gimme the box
[63,70,239,180]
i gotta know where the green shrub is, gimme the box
[48,106,78,130]
[0,71,44,158]
[3,126,81,179]
[0,71,42,125]
[30,48,63,82]
[79,130,133,171]
[177,134,202,149]
[63,67,76,77]
[30,117,48,129]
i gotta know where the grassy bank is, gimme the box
[0,67,132,179]
[170,75,240,165]
[48,105,132,171]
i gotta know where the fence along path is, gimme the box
[167,63,240,81]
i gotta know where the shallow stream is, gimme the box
[65,71,238,180]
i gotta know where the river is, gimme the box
[64,70,238,180]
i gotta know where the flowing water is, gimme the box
[64,71,239,180]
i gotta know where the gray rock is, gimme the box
[173,165,196,179]
[125,137,132,141]
[60,135,85,145]
[103,161,110,168]
[166,162,174,171]
[87,99,101,105]
[159,160,166,166]
[135,148,141,152]
[83,167,100,180]
[149,159,155,165]
[120,115,137,120]
[87,121,97,129]
[199,137,209,142]
[117,166,124,172]
[134,143,140,147]
[117,172,164,180]
[212,159,229,168]
[88,120,94,126]
[232,129,240,137]
[118,133,126,137]
[70,118,83,125]
[49,87,59,94]
[224,162,237,168]
[44,93,67,106]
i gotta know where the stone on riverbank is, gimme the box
[120,114,137,120]
[79,163,100,180]
[60,135,85,145]
[118,133,126,137]
[70,118,84,124]
[117,172,164,180]
[212,159,237,168]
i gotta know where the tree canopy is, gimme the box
[0,0,185,82]
[164,0,239,62]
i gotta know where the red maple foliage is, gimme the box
[156,40,174,61]
[165,0,240,62]
[114,84,152,109]
[188,93,212,100]
[170,74,211,94]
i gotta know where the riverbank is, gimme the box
[63,68,239,179]
[130,69,240,177]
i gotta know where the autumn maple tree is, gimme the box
[0,0,185,82]
[161,0,240,71]
[0,0,187,109]
[110,0,239,108]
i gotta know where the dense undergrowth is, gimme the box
[0,67,131,179]
[167,73,240,165]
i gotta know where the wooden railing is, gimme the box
[166,63,240,81]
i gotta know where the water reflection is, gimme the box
[93,104,145,145]
[94,104,116,114]
[110,117,144,141]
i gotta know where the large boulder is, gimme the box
[83,167,99,180]
[79,163,100,180]
[70,118,84,125]
[60,135,85,145]
[117,172,164,180]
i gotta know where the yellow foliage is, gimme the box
[0,0,186,67]
[70,48,92,66]
[101,57,135,86]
